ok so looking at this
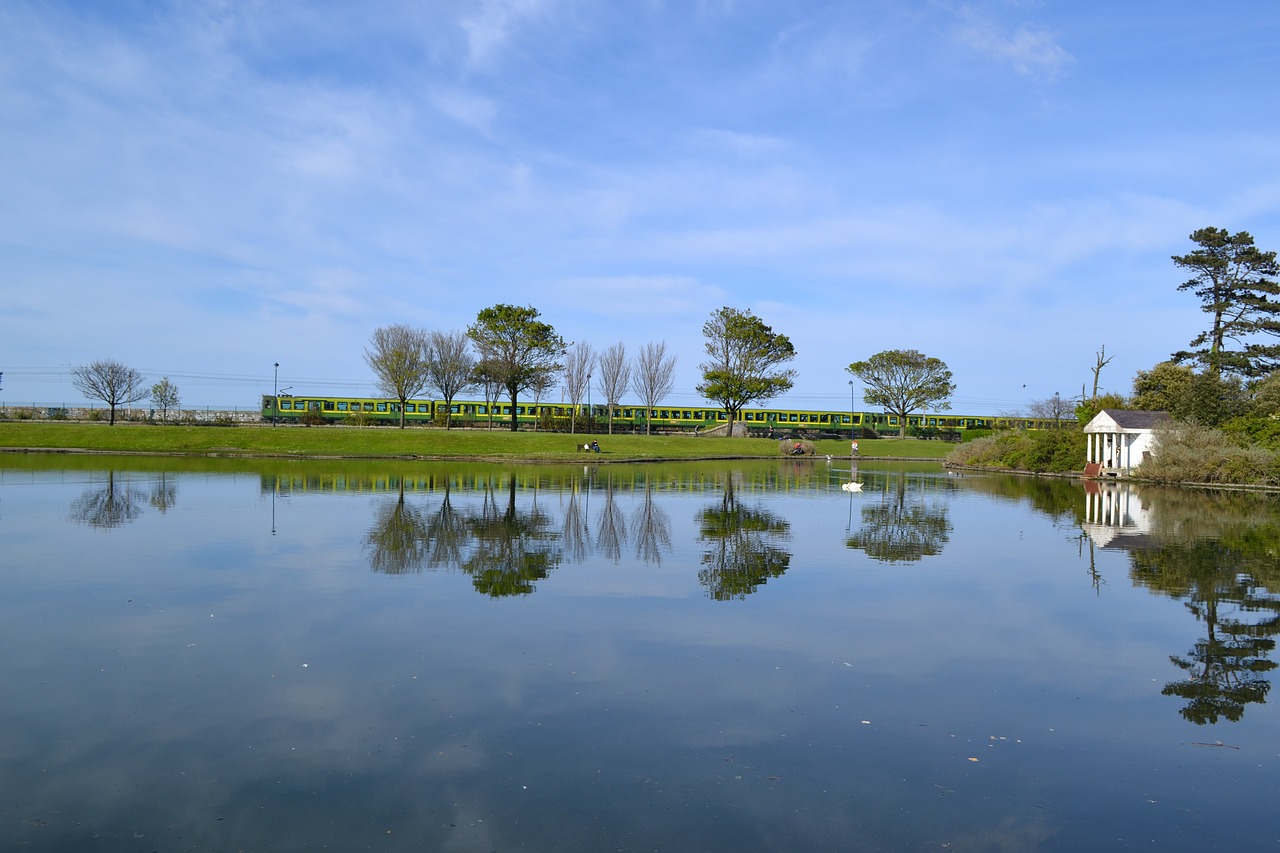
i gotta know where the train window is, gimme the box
[888,416,898,425]
[324,402,335,411]
[337,402,348,411]
[819,414,829,423]
[280,400,293,410]
[376,403,387,412]
[404,404,415,413]
[788,414,797,422]
[928,418,936,426]
[361,403,372,412]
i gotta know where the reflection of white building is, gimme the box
[1083,481,1156,549]
[1083,409,1170,477]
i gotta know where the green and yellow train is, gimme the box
[261,394,1064,435]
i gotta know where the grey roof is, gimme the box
[1098,409,1170,429]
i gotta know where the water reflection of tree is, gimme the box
[424,485,469,570]
[1131,535,1280,725]
[594,474,627,562]
[632,479,672,565]
[149,471,177,513]
[696,477,792,600]
[69,471,146,528]
[561,481,590,564]
[846,476,951,564]
[461,477,562,597]
[364,484,431,575]
[1118,488,1280,723]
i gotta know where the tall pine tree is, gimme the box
[1172,227,1280,377]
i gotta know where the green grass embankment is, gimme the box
[0,422,955,461]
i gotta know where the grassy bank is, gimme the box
[0,422,956,461]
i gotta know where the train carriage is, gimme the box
[262,394,1064,434]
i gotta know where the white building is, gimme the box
[1083,409,1170,477]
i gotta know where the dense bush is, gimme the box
[945,428,1085,473]
[1137,424,1280,486]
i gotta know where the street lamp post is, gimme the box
[273,363,279,426]
[848,380,855,436]
[586,371,593,435]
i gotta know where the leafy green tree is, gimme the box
[71,359,148,425]
[1132,361,1247,427]
[696,307,796,437]
[846,349,955,438]
[466,305,566,432]
[365,325,430,428]
[149,376,180,423]
[1075,392,1127,425]
[1248,371,1280,417]
[1172,227,1280,377]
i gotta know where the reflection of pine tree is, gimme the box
[696,477,791,601]
[1131,539,1280,724]
[69,471,144,528]
[846,477,951,564]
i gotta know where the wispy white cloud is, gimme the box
[459,0,560,70]
[951,6,1073,77]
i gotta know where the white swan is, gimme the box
[841,481,863,492]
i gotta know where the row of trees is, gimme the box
[69,304,959,435]
[363,306,687,433]
[68,361,181,425]
[366,303,958,438]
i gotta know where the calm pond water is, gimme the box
[2,455,1278,852]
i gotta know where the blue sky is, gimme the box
[4,0,1280,414]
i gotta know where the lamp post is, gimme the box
[848,380,855,435]
[273,363,279,426]
[586,371,593,435]
[1054,391,1061,430]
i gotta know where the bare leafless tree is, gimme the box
[632,341,677,436]
[562,342,594,434]
[365,325,430,428]
[475,360,502,430]
[71,359,147,425]
[425,329,477,429]
[1091,344,1114,402]
[597,342,631,434]
[1026,393,1074,427]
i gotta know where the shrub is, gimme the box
[299,406,328,427]
[1139,424,1280,486]
[944,428,1085,473]
[779,439,815,456]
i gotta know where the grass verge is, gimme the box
[0,422,956,461]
